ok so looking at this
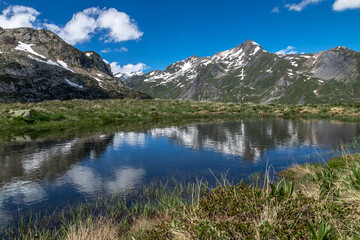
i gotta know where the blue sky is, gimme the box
[0,0,359,73]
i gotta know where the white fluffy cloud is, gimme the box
[0,5,143,45]
[333,0,360,10]
[286,0,324,11]
[97,8,143,42]
[110,62,148,74]
[44,10,97,45]
[276,46,298,55]
[45,7,143,45]
[0,5,39,28]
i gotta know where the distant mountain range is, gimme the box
[114,71,143,81]
[0,27,150,103]
[1,27,359,104]
[125,40,360,104]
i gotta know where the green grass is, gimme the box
[146,184,356,239]
[2,99,360,142]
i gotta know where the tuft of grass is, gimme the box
[350,167,360,189]
[270,180,294,198]
[65,217,119,240]
[306,221,332,240]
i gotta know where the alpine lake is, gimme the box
[0,118,360,225]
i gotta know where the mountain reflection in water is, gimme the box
[0,119,359,223]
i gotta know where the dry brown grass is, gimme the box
[65,218,119,240]
[330,107,344,115]
[282,153,360,207]
[282,164,318,179]
[280,164,321,199]
[64,215,172,240]
[120,216,160,240]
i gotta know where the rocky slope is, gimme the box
[125,40,360,104]
[0,27,150,103]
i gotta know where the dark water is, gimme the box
[0,119,360,224]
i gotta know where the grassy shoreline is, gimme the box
[1,99,360,141]
[3,151,360,239]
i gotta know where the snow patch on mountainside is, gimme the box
[27,54,77,73]
[45,59,58,66]
[65,79,83,88]
[27,55,56,66]
[181,62,192,71]
[57,60,75,73]
[15,41,46,59]
[94,77,105,89]
[250,46,261,56]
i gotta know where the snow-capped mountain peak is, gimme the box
[115,71,144,81]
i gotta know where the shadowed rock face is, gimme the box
[0,27,151,102]
[311,49,358,81]
[125,41,360,104]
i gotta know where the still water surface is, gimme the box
[0,119,360,223]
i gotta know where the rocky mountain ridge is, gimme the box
[0,27,150,102]
[125,40,360,104]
